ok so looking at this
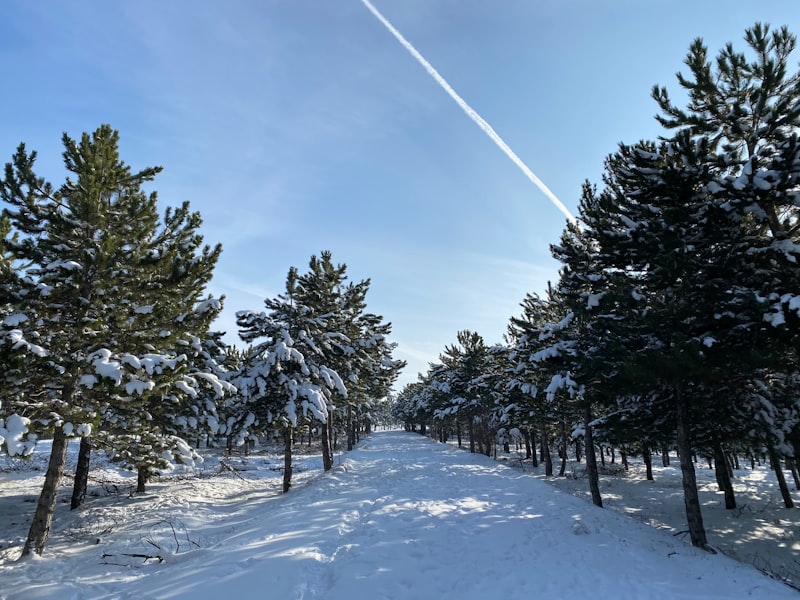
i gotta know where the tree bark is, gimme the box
[786,458,800,491]
[558,422,568,477]
[541,424,553,476]
[584,406,603,508]
[468,420,476,454]
[23,426,69,557]
[346,405,355,451]
[283,426,294,494]
[674,387,709,549]
[524,431,532,459]
[321,415,333,471]
[661,446,670,467]
[481,419,492,457]
[643,446,654,481]
[136,466,148,494]
[713,444,736,509]
[529,429,538,468]
[71,437,92,510]
[768,446,794,508]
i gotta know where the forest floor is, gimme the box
[491,443,800,589]
[0,431,798,598]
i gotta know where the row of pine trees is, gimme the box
[393,23,800,551]
[0,127,404,557]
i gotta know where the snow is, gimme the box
[125,379,155,396]
[174,380,198,397]
[79,374,98,389]
[587,292,604,309]
[6,329,47,357]
[194,298,221,314]
[0,413,33,456]
[90,349,123,385]
[45,259,82,271]
[0,431,797,599]
[2,313,27,326]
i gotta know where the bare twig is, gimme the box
[101,552,163,565]
[218,460,248,481]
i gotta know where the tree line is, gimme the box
[393,23,800,551]
[0,126,404,557]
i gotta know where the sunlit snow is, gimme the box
[1,431,796,599]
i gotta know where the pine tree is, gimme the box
[0,125,224,555]
[292,252,404,459]
[653,23,800,499]
[293,253,354,464]
[235,266,346,492]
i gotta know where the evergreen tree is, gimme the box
[437,331,494,455]
[291,252,404,459]
[292,253,350,468]
[236,266,346,492]
[0,125,224,555]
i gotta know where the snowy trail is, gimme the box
[3,431,796,599]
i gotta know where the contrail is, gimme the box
[360,0,576,224]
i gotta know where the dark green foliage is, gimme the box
[0,124,224,554]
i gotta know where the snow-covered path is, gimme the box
[3,431,796,599]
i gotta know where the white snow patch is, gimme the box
[2,313,27,327]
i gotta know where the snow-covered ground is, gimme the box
[503,446,800,590]
[1,431,797,599]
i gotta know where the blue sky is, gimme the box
[1,1,797,389]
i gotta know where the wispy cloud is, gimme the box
[360,0,576,224]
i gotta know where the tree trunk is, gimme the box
[321,415,333,471]
[468,420,476,454]
[768,446,794,508]
[643,446,654,481]
[598,445,605,467]
[621,451,628,471]
[584,406,603,508]
[71,437,92,510]
[558,423,568,477]
[346,405,355,451]
[283,426,293,494]
[456,420,462,448]
[136,466,148,493]
[541,424,553,476]
[332,416,339,449]
[662,446,670,467]
[530,429,538,468]
[787,458,800,491]
[22,426,69,557]
[713,444,736,509]
[674,387,709,550]
[481,420,492,457]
